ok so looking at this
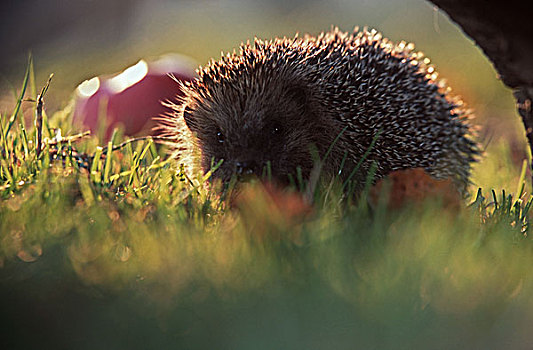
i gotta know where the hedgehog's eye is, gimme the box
[271,124,282,135]
[216,131,225,143]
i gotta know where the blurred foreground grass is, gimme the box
[1,62,533,350]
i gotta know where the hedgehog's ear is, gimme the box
[286,85,308,112]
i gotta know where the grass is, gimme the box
[1,61,533,350]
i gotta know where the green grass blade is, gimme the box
[91,147,103,184]
[0,114,7,158]
[19,121,29,159]
[138,139,154,162]
[342,129,382,193]
[516,159,527,198]
[103,130,117,184]
[202,159,224,182]
[5,54,32,138]
[29,52,37,101]
[296,166,304,192]
[1,159,13,184]
[323,126,348,165]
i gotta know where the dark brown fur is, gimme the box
[161,28,479,192]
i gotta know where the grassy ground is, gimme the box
[1,61,533,349]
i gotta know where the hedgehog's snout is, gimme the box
[230,159,265,182]
[235,160,256,176]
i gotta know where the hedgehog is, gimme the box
[160,27,479,195]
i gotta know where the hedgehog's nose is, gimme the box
[236,161,256,176]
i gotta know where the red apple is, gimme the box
[73,53,196,139]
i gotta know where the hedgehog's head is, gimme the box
[178,47,335,186]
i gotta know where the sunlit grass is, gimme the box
[1,62,532,349]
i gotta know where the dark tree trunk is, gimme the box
[428,0,533,181]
